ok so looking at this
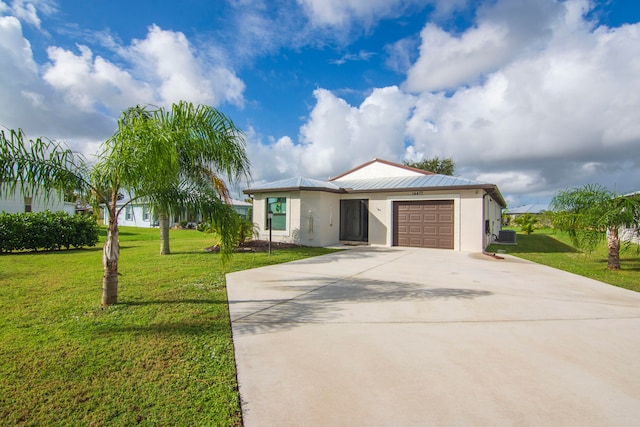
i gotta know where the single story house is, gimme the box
[104,197,252,228]
[0,183,75,215]
[244,158,506,252]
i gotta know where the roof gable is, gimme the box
[330,158,432,181]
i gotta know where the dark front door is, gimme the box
[340,199,369,242]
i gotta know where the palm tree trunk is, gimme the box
[102,209,120,305]
[159,210,170,255]
[607,226,621,270]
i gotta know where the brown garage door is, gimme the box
[393,200,454,249]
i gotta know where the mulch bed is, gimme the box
[204,240,301,253]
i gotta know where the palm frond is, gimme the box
[0,128,91,201]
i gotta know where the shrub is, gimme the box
[514,213,539,235]
[0,211,99,252]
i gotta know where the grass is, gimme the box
[0,227,338,426]
[487,228,640,292]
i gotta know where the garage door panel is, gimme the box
[424,213,437,222]
[393,200,454,249]
[408,214,423,222]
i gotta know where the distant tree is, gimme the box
[551,184,640,270]
[404,157,455,175]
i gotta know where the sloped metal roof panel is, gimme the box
[246,177,342,192]
[335,174,487,191]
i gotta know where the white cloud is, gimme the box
[0,16,114,152]
[11,0,40,27]
[296,0,440,30]
[251,0,640,206]
[402,0,640,199]
[405,0,565,92]
[43,44,155,112]
[42,25,245,112]
[248,86,415,182]
[475,171,546,194]
[127,25,245,107]
[1,0,57,29]
[0,12,245,157]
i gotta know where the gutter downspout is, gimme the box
[482,191,504,260]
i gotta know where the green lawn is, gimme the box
[0,227,338,426]
[487,228,640,292]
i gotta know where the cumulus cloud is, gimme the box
[0,15,113,150]
[126,25,245,107]
[255,0,640,205]
[248,86,415,182]
[0,11,245,156]
[43,25,245,112]
[403,0,640,198]
[405,0,563,92]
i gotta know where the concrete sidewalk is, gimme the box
[226,247,640,426]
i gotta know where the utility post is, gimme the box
[267,210,273,255]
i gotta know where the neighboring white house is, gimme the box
[244,158,506,252]
[621,190,640,244]
[0,183,75,215]
[103,197,252,228]
[504,204,549,218]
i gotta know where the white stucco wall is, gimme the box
[484,194,503,247]
[253,192,296,243]
[332,161,424,181]
[252,191,341,246]
[299,191,341,246]
[0,185,75,215]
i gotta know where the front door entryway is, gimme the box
[340,199,369,242]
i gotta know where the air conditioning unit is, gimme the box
[498,230,517,244]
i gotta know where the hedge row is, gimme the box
[0,211,99,252]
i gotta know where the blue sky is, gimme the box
[1,0,640,206]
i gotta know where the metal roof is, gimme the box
[335,174,485,191]
[245,174,506,207]
[245,176,343,192]
[505,204,550,215]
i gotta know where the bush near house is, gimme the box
[513,213,539,234]
[0,211,98,252]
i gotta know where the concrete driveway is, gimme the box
[226,247,640,426]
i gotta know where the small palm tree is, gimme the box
[551,184,640,270]
[1,102,250,305]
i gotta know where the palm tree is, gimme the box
[1,102,250,305]
[551,184,640,270]
[131,102,250,255]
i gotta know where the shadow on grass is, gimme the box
[0,247,102,256]
[593,256,640,271]
[94,319,231,336]
[489,233,579,254]
[119,299,228,306]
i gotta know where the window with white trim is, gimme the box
[266,197,287,230]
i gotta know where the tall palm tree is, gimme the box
[0,102,250,305]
